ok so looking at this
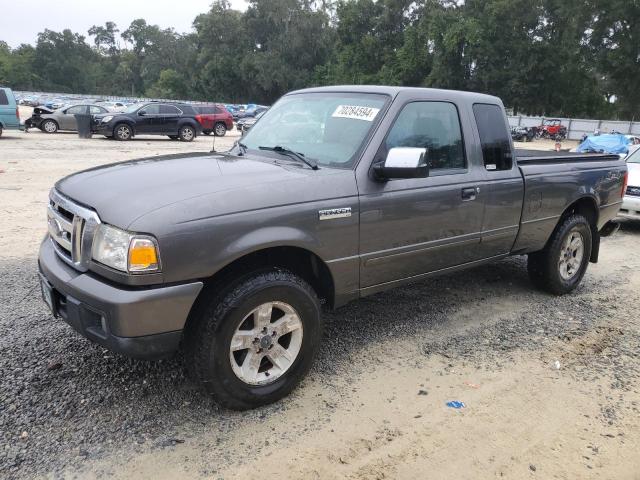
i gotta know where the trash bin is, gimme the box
[74,114,93,139]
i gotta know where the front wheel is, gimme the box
[185,270,322,410]
[528,214,592,295]
[178,125,196,142]
[114,123,132,141]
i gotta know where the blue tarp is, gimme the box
[577,134,629,154]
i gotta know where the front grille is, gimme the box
[47,189,101,271]
[626,186,640,197]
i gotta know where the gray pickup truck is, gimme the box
[38,86,626,409]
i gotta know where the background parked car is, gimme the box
[236,109,267,133]
[0,86,21,137]
[236,105,269,120]
[618,148,640,220]
[95,101,127,112]
[92,102,202,141]
[193,104,234,136]
[26,104,110,133]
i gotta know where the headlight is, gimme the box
[101,115,114,123]
[91,224,160,273]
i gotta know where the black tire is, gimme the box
[113,123,132,141]
[178,124,196,142]
[202,130,212,136]
[214,122,227,137]
[41,119,58,134]
[184,269,322,410]
[527,214,592,295]
[0,127,3,137]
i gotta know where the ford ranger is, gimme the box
[38,86,627,409]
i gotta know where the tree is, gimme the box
[88,21,120,55]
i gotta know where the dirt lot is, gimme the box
[0,129,639,480]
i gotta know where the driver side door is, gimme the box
[358,100,487,289]
[59,105,87,130]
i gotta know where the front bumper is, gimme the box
[92,122,113,135]
[38,237,203,359]
[618,195,640,219]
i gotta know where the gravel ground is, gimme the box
[0,130,638,479]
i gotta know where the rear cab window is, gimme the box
[472,103,513,171]
[0,89,9,105]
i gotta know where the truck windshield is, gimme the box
[240,92,388,168]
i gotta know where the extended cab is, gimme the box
[38,86,626,409]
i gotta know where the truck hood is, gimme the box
[55,152,355,229]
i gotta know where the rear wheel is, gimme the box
[179,124,196,142]
[528,214,592,295]
[42,119,58,134]
[214,122,227,137]
[185,270,322,410]
[114,123,132,141]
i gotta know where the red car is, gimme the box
[193,104,234,136]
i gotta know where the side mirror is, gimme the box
[138,110,146,116]
[373,147,429,180]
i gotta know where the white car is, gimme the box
[95,101,127,112]
[619,148,640,219]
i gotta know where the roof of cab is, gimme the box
[287,85,501,104]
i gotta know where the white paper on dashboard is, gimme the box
[331,105,380,122]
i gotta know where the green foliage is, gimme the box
[0,0,637,119]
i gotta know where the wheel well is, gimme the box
[201,246,335,308]
[559,196,599,262]
[561,197,598,228]
[114,121,134,133]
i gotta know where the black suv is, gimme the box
[93,102,202,141]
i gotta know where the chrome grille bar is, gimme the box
[48,189,101,272]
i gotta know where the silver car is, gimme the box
[31,104,110,133]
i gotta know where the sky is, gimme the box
[0,0,248,48]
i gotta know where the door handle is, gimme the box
[461,187,478,201]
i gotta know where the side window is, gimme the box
[66,105,87,115]
[160,104,181,115]
[0,90,8,105]
[140,104,160,115]
[89,106,106,114]
[472,104,513,171]
[385,101,466,170]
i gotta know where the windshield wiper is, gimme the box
[258,145,318,170]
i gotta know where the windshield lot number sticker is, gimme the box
[332,105,380,122]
